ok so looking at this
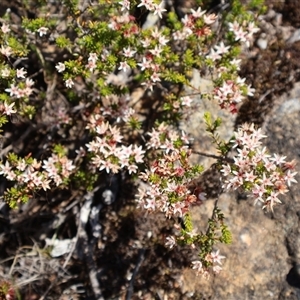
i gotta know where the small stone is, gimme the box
[257,37,268,50]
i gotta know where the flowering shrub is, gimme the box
[221,123,297,212]
[0,0,296,284]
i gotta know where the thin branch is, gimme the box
[192,150,223,160]
[206,171,224,237]
[63,187,104,299]
[126,249,145,300]
[192,150,234,163]
[0,123,39,158]
[38,279,56,300]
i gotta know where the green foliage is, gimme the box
[167,11,181,30]
[0,93,10,102]
[4,187,30,209]
[220,224,232,244]
[149,173,160,185]
[62,0,80,16]
[204,112,232,156]
[93,22,120,47]
[7,153,19,164]
[7,37,29,57]
[191,164,204,175]
[249,0,267,13]
[73,170,98,191]
[128,116,142,130]
[162,70,188,84]
[22,17,47,32]
[0,115,8,129]
[204,112,222,132]
[183,49,196,68]
[20,105,35,119]
[55,36,72,49]
[192,206,232,263]
[64,60,84,75]
[53,144,67,157]
[183,213,194,233]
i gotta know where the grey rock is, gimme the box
[287,29,300,44]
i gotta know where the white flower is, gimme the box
[141,80,154,91]
[1,24,10,34]
[138,0,155,10]
[141,38,151,48]
[88,53,98,63]
[0,46,12,57]
[119,0,130,11]
[123,47,136,58]
[25,78,35,87]
[127,164,138,174]
[150,72,161,83]
[210,249,225,265]
[118,61,130,72]
[191,260,203,273]
[65,78,74,88]
[3,102,17,115]
[153,2,167,19]
[1,68,10,78]
[180,96,193,107]
[16,67,27,79]
[86,60,96,72]
[285,170,297,187]
[207,48,221,61]
[215,41,230,55]
[0,161,12,176]
[203,13,217,25]
[149,45,163,57]
[190,7,206,18]
[137,57,151,71]
[247,22,260,36]
[231,58,241,69]
[37,27,49,37]
[56,62,66,73]
[5,84,21,98]
[159,35,169,45]
[213,265,222,273]
[165,236,176,249]
[246,84,255,96]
